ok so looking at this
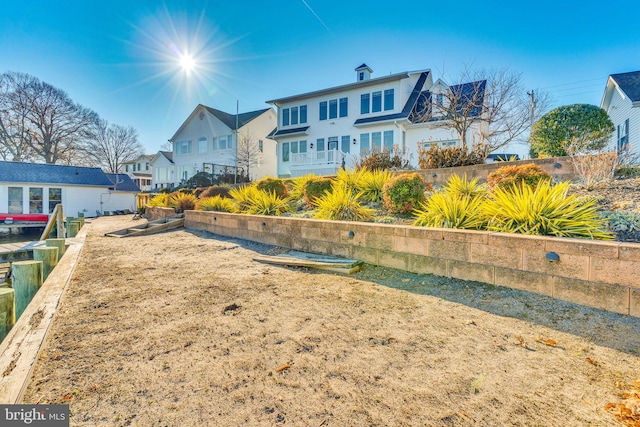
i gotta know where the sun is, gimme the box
[179,53,195,72]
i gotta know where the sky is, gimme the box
[1,1,639,155]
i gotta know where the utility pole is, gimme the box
[527,90,536,130]
[234,100,239,185]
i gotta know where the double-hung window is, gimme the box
[49,188,61,213]
[282,108,290,126]
[291,107,299,125]
[29,187,43,214]
[360,94,370,114]
[360,133,370,154]
[198,137,207,153]
[384,89,394,111]
[282,142,290,162]
[300,105,307,124]
[339,98,348,117]
[329,99,338,119]
[319,101,328,120]
[371,132,382,151]
[341,135,350,153]
[372,91,382,113]
[8,187,22,214]
[618,119,630,153]
[383,130,394,152]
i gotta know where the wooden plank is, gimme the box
[253,255,361,269]
[104,217,184,238]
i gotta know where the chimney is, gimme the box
[355,63,373,82]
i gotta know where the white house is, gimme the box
[266,64,487,177]
[153,104,277,189]
[0,161,140,218]
[601,70,640,160]
[123,155,153,192]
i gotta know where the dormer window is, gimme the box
[359,72,364,81]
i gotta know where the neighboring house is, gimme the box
[0,161,140,217]
[150,151,174,190]
[155,104,277,189]
[122,155,153,192]
[601,70,640,161]
[266,64,487,177]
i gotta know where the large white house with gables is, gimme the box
[601,70,640,160]
[152,104,277,189]
[266,64,487,177]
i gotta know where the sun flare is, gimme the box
[179,53,195,72]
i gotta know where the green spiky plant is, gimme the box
[445,174,488,198]
[482,180,613,240]
[357,169,392,203]
[313,185,374,221]
[168,192,198,212]
[245,190,293,216]
[196,195,237,212]
[413,191,487,229]
[229,185,261,213]
[147,194,169,207]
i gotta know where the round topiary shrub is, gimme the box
[487,163,551,191]
[255,177,287,198]
[199,185,231,199]
[382,173,431,214]
[303,177,333,206]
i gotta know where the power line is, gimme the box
[539,76,606,90]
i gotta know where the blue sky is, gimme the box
[1,1,639,154]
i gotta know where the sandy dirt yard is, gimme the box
[21,216,640,426]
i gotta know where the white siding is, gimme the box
[604,88,640,160]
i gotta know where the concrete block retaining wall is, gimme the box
[144,206,640,318]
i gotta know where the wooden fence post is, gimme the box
[45,238,66,261]
[11,261,42,320]
[33,247,58,281]
[67,221,79,238]
[0,288,15,341]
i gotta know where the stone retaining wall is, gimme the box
[163,208,640,318]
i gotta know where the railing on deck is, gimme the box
[291,149,345,166]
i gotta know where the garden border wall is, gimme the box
[147,206,640,318]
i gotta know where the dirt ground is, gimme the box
[22,215,640,426]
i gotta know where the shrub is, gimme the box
[382,173,431,214]
[229,185,260,213]
[487,163,551,191]
[255,176,287,198]
[199,185,231,199]
[288,174,316,200]
[304,177,333,206]
[482,181,613,240]
[602,210,640,233]
[615,165,640,178]
[354,145,412,171]
[147,194,169,207]
[168,192,198,212]
[196,196,237,212]
[245,190,292,216]
[357,169,392,203]
[413,175,487,229]
[314,186,374,221]
[417,143,488,169]
[570,151,617,190]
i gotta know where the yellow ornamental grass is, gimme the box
[168,193,198,212]
[229,185,260,213]
[288,173,317,200]
[245,190,293,216]
[196,195,237,212]
[357,169,392,203]
[314,185,374,221]
[333,168,369,193]
[147,193,169,207]
[413,191,487,229]
[482,180,613,240]
[445,174,488,198]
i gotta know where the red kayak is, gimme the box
[0,213,49,223]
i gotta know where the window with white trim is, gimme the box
[198,137,207,154]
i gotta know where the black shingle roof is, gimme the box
[410,80,486,123]
[271,126,310,137]
[0,161,113,186]
[106,173,140,192]
[202,106,271,130]
[611,71,640,102]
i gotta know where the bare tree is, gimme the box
[415,68,550,152]
[0,72,36,161]
[84,119,143,173]
[234,131,263,180]
[0,71,98,164]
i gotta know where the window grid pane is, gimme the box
[384,89,394,111]
[300,105,307,123]
[360,94,370,114]
[339,98,348,117]
[329,99,337,119]
[291,107,299,125]
[319,102,327,120]
[282,108,290,126]
[282,142,290,162]
[372,91,382,113]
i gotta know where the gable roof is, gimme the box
[169,104,271,142]
[266,70,421,105]
[0,161,113,186]
[105,173,140,192]
[122,154,153,165]
[610,71,640,103]
[151,150,174,166]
